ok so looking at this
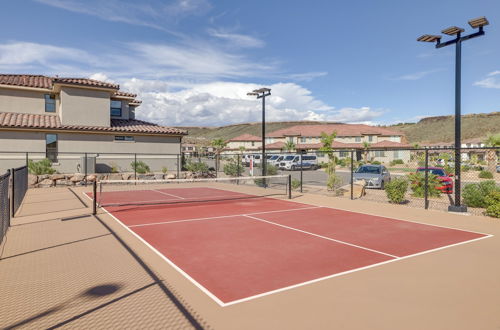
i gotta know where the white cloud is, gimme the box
[119,79,383,126]
[207,28,264,48]
[392,69,443,81]
[287,71,328,82]
[474,70,500,89]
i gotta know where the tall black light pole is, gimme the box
[418,16,488,213]
[247,88,271,177]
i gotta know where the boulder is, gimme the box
[28,174,38,186]
[122,173,132,180]
[56,179,72,186]
[154,174,164,180]
[338,180,366,199]
[50,174,66,181]
[166,174,177,179]
[70,174,85,182]
[38,174,49,180]
[86,174,97,182]
[38,179,54,187]
[108,173,122,181]
[138,174,154,180]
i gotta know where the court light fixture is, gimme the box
[247,88,271,179]
[468,16,489,29]
[417,17,488,213]
[441,26,465,35]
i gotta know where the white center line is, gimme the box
[153,189,185,199]
[243,214,400,259]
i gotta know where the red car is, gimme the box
[416,167,454,194]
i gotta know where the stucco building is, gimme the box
[0,74,186,173]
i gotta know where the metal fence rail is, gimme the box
[12,165,28,216]
[0,170,10,245]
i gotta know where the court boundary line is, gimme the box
[153,189,185,199]
[100,193,255,207]
[83,190,494,307]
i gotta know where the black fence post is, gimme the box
[300,154,303,193]
[237,154,241,184]
[10,168,15,217]
[350,150,354,200]
[177,154,180,179]
[84,152,88,186]
[134,153,137,181]
[92,180,97,215]
[424,148,429,210]
[288,174,292,199]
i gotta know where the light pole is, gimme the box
[247,88,271,177]
[418,16,488,213]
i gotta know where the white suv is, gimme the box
[279,155,318,170]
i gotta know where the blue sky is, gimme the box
[0,0,499,127]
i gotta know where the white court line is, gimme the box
[101,193,256,207]
[244,214,399,258]
[128,206,322,228]
[83,190,494,307]
[152,189,185,199]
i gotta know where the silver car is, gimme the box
[353,164,391,189]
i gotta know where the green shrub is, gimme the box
[407,172,441,198]
[479,170,493,179]
[385,177,408,204]
[291,179,301,190]
[130,160,150,174]
[28,159,56,175]
[461,164,471,172]
[371,160,381,165]
[337,158,347,167]
[223,161,243,177]
[161,166,168,174]
[110,162,120,173]
[390,159,404,166]
[254,165,278,186]
[485,191,500,218]
[185,161,209,173]
[463,181,499,208]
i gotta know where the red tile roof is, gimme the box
[0,74,121,90]
[0,112,186,135]
[267,124,403,138]
[115,91,137,98]
[265,141,285,149]
[296,140,410,150]
[370,140,411,148]
[228,133,261,142]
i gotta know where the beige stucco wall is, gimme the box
[59,87,110,127]
[0,87,60,115]
[227,141,262,149]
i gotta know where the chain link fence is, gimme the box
[12,165,28,216]
[0,170,10,245]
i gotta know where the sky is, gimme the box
[0,0,499,127]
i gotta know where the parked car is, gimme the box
[416,167,453,194]
[267,154,281,166]
[278,154,319,170]
[497,164,500,173]
[353,164,391,189]
[242,154,262,167]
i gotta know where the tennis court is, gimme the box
[91,176,491,307]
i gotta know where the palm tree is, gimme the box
[362,141,371,162]
[484,133,500,173]
[211,138,227,170]
[284,140,296,152]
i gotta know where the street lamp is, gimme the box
[418,16,488,213]
[247,88,271,177]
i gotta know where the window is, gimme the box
[300,137,307,143]
[339,151,349,157]
[251,142,255,146]
[45,94,56,112]
[46,134,58,162]
[368,135,373,142]
[355,137,362,142]
[110,100,122,117]
[287,137,294,142]
[374,151,386,157]
[393,150,401,159]
[114,136,134,142]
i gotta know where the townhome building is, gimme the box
[0,74,186,173]
[265,124,410,162]
[223,134,262,153]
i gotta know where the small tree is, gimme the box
[407,172,441,198]
[131,160,150,174]
[362,141,371,162]
[211,138,228,170]
[484,133,500,174]
[28,159,56,175]
[284,140,295,152]
[319,131,341,191]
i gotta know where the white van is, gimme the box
[279,154,318,170]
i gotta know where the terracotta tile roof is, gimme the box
[265,141,285,149]
[0,74,119,90]
[228,133,261,142]
[296,140,410,149]
[267,124,403,138]
[0,112,186,135]
[371,140,411,148]
[115,91,137,98]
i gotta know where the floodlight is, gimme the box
[468,16,489,29]
[417,34,442,42]
[441,26,465,35]
[252,88,271,94]
[247,92,258,96]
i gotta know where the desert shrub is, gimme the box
[130,160,150,174]
[223,160,243,177]
[28,159,56,175]
[407,172,441,198]
[110,162,120,173]
[485,191,500,218]
[390,159,404,166]
[463,181,499,208]
[385,177,408,204]
[371,160,381,165]
[254,165,278,186]
[479,170,493,179]
[161,166,168,174]
[185,161,209,173]
[291,179,301,190]
[337,158,347,167]
[461,164,471,172]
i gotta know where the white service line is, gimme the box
[152,189,185,199]
[243,214,399,258]
[128,206,322,228]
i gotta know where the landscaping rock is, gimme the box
[166,174,176,179]
[154,174,164,180]
[86,174,97,182]
[56,179,72,186]
[38,174,49,180]
[138,174,154,180]
[28,174,38,186]
[108,173,122,181]
[339,179,366,199]
[122,173,132,180]
[70,174,85,182]
[50,174,66,181]
[38,179,54,187]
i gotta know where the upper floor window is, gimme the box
[46,133,58,162]
[110,100,122,117]
[368,135,373,142]
[300,137,307,143]
[45,94,56,113]
[355,137,362,142]
[114,136,134,142]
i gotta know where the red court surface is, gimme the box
[96,187,491,306]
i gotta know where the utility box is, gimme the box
[79,156,96,174]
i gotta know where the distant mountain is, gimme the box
[177,112,500,144]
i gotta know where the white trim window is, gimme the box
[110,100,122,117]
[45,94,56,112]
[114,136,134,142]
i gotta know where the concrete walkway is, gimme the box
[0,187,207,329]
